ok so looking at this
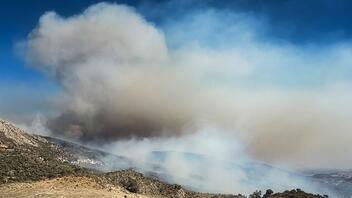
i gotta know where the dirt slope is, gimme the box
[0,176,150,198]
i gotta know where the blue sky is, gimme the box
[1,0,352,87]
[1,0,352,118]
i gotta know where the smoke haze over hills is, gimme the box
[19,2,352,171]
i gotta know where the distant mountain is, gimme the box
[304,170,352,198]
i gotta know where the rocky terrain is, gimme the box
[0,119,85,183]
[0,119,334,197]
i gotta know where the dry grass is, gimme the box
[0,176,151,198]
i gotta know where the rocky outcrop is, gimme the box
[0,119,45,147]
[0,119,84,184]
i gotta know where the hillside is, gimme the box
[0,176,149,198]
[0,120,85,183]
[0,119,329,198]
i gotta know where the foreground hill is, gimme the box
[0,176,149,198]
[0,119,328,198]
[0,174,327,198]
[0,119,85,183]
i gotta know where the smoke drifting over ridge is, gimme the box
[22,2,352,169]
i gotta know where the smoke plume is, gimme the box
[102,124,332,195]
[22,2,352,171]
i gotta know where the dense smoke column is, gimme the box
[25,3,185,140]
[23,2,352,169]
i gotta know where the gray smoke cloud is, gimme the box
[102,124,333,195]
[22,2,352,171]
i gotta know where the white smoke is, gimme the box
[21,2,352,174]
[102,124,331,195]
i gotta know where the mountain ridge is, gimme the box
[0,118,331,198]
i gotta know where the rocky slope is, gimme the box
[0,120,85,183]
[0,119,330,198]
